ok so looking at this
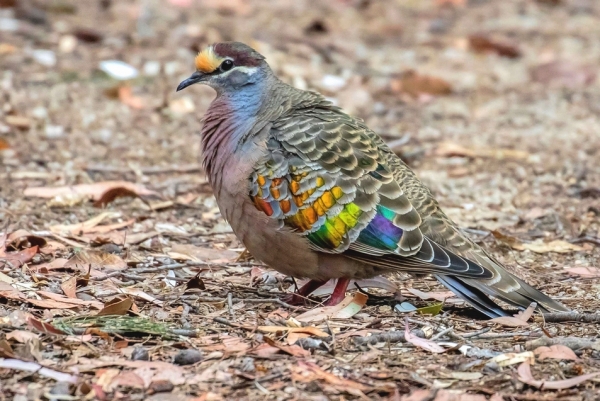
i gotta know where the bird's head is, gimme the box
[177,42,269,94]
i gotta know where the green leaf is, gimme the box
[417,302,443,316]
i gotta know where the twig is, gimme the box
[430,326,454,341]
[541,312,600,323]
[569,236,600,246]
[213,317,242,328]
[525,336,600,351]
[352,329,426,346]
[471,331,542,340]
[227,293,235,318]
[231,372,284,390]
[461,327,492,338]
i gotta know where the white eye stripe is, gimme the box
[220,66,258,77]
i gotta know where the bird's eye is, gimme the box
[220,60,234,72]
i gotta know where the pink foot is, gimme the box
[323,278,351,306]
[281,279,327,305]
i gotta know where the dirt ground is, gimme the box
[1,0,599,400]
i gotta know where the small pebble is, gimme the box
[173,349,202,365]
[131,346,149,361]
[45,125,65,139]
[148,380,174,393]
[48,381,72,396]
[31,49,57,67]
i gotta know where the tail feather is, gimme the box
[435,275,509,318]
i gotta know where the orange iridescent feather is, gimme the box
[195,47,224,73]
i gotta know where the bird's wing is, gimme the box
[249,99,568,317]
[249,103,492,280]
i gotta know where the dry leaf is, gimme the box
[404,318,445,353]
[119,287,163,306]
[435,142,529,160]
[534,345,579,361]
[50,212,121,235]
[295,292,368,323]
[7,230,47,249]
[118,86,145,109]
[169,243,239,263]
[257,326,329,338]
[292,360,370,393]
[5,115,31,129]
[37,291,103,309]
[66,249,127,271]
[392,70,452,97]
[491,351,535,367]
[61,276,77,298]
[517,361,600,389]
[490,302,536,327]
[97,295,133,316]
[0,246,38,268]
[263,337,310,358]
[27,317,65,335]
[514,240,584,254]
[564,266,600,278]
[6,330,39,343]
[469,34,521,58]
[24,181,159,205]
[530,61,596,88]
[33,258,69,272]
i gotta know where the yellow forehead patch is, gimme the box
[195,46,224,73]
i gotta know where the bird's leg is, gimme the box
[282,279,328,305]
[323,278,351,306]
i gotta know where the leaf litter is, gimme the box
[0,0,599,399]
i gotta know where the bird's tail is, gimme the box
[435,249,569,318]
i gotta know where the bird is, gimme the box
[176,41,569,318]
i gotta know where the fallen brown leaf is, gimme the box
[257,325,329,338]
[435,142,529,160]
[5,115,31,129]
[97,295,133,316]
[531,60,596,88]
[6,330,39,343]
[517,361,600,389]
[66,249,127,271]
[61,276,77,298]
[0,246,38,268]
[469,34,521,58]
[50,212,123,235]
[37,290,103,309]
[295,292,368,323]
[24,181,159,205]
[392,70,452,97]
[264,337,310,358]
[490,302,536,327]
[27,317,65,335]
[118,86,146,109]
[564,266,600,278]
[6,230,47,249]
[534,345,579,361]
[169,243,239,263]
[404,318,445,353]
[514,240,584,254]
[292,360,371,393]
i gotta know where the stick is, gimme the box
[525,336,600,351]
[541,312,600,323]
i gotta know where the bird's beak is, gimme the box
[176,71,205,92]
